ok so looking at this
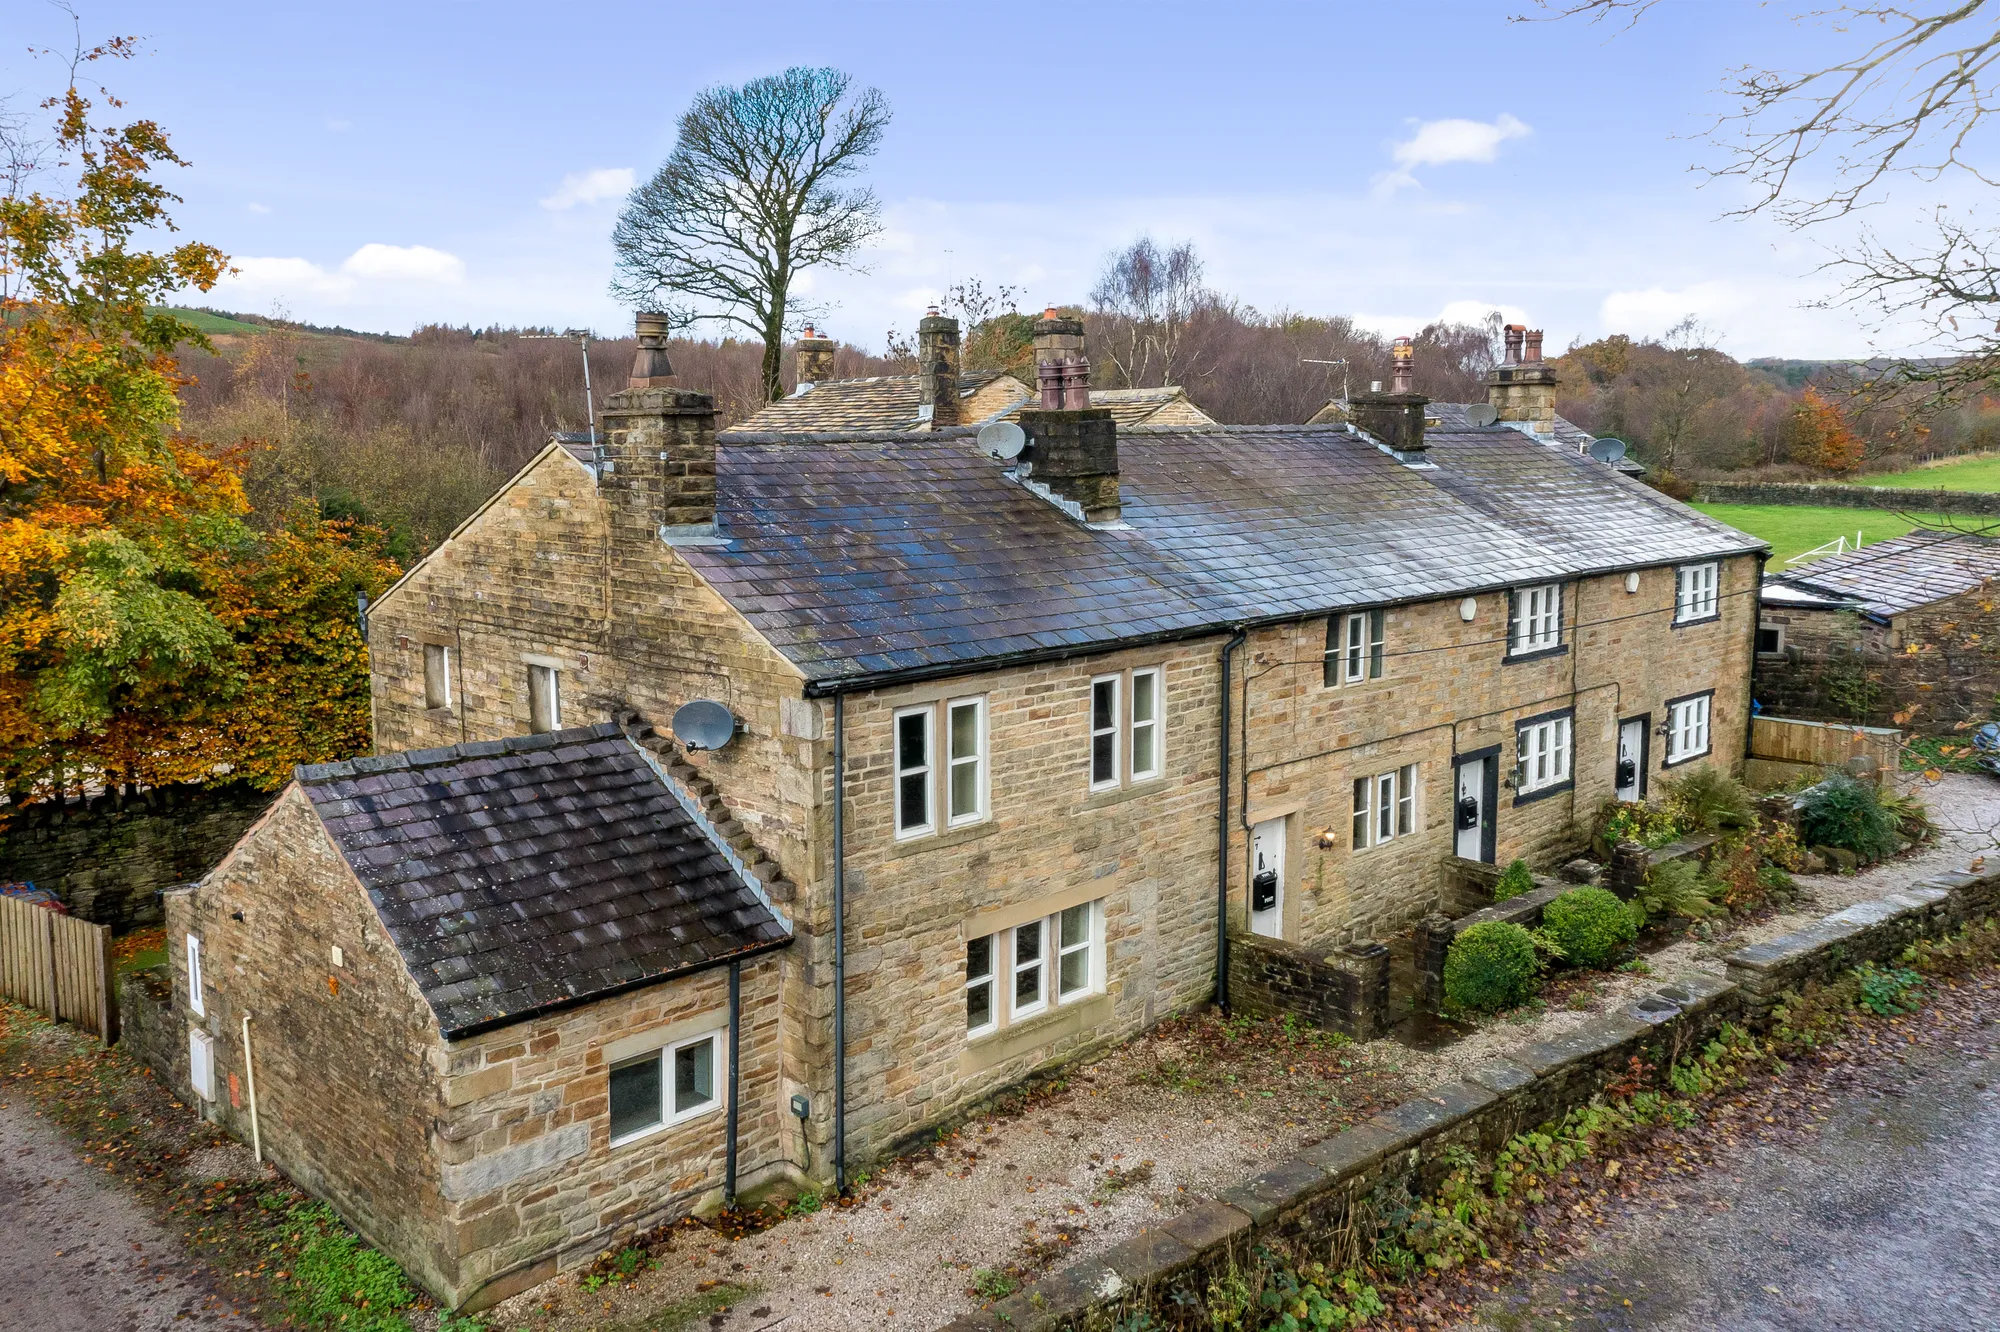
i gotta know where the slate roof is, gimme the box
[1768,529,2000,619]
[676,421,1764,690]
[993,386,1215,428]
[728,370,1017,433]
[294,724,791,1038]
[1427,401,1600,455]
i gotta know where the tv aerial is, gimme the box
[1588,437,1629,464]
[978,420,1026,461]
[672,700,738,752]
[1466,403,1499,427]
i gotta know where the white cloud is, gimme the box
[1599,282,1745,337]
[1352,300,1528,340]
[539,167,635,211]
[341,243,465,283]
[1376,114,1531,193]
[247,201,271,215]
[215,244,466,304]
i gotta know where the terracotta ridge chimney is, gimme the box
[1486,320,1558,437]
[630,311,675,388]
[603,312,720,542]
[1347,335,1428,458]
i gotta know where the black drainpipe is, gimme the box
[1216,629,1246,1013]
[832,691,847,1193]
[725,958,740,1204]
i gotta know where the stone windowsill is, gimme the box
[958,992,1112,1076]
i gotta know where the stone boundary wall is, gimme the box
[0,782,274,932]
[1226,933,1391,1040]
[938,864,2000,1331]
[1694,480,2000,516]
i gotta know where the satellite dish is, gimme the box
[1466,403,1499,427]
[978,420,1026,461]
[1588,437,1629,464]
[672,700,737,752]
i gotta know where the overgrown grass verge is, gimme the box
[1082,917,2000,1330]
[0,998,450,1330]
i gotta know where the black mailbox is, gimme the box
[1251,868,1278,912]
[1616,757,1637,789]
[1455,794,1480,831]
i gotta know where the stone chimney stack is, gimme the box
[1487,322,1558,437]
[1346,336,1429,457]
[1020,310,1116,522]
[917,308,961,428]
[601,313,720,541]
[794,324,836,386]
[1031,308,1092,410]
[630,311,675,387]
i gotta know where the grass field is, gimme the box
[1690,502,1945,565]
[1859,454,2000,492]
[155,306,268,337]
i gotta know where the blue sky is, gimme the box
[0,1,1949,357]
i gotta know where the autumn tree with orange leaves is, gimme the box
[1785,386,1866,474]
[1,40,397,803]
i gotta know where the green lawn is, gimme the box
[1690,502,1942,566]
[1859,454,2000,492]
[153,305,267,337]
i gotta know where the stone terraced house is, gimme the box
[157,311,1764,1311]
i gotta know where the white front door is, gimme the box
[1616,717,1646,802]
[1454,756,1492,862]
[1250,817,1286,938]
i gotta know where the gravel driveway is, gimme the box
[0,1096,256,1331]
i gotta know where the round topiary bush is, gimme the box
[1541,886,1639,969]
[1443,921,1541,1013]
[1493,858,1535,902]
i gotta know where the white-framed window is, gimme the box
[1508,583,1563,656]
[946,697,986,826]
[528,663,561,732]
[1516,713,1574,794]
[1089,675,1122,790]
[423,643,452,710]
[1756,623,1785,656]
[1351,763,1419,849]
[1129,668,1163,781]
[894,706,935,838]
[1666,693,1713,765]
[1011,916,1048,1019]
[1087,668,1166,790]
[965,934,997,1036]
[1325,610,1386,686]
[185,932,205,1016]
[1675,562,1720,624]
[188,1028,215,1101]
[965,899,1104,1038]
[608,1028,723,1146]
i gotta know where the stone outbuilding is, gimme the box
[162,724,791,1310]
[1755,528,2000,730]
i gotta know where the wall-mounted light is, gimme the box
[1315,827,1339,849]
[1459,597,1478,623]
[1625,571,1641,594]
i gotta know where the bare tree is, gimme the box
[1089,237,1213,388]
[1529,2,2000,401]
[611,67,890,402]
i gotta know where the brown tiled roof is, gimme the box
[295,724,791,1037]
[678,422,1764,689]
[1771,529,2000,618]
[728,370,1018,433]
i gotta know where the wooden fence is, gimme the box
[0,894,118,1043]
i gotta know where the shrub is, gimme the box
[1798,772,1900,861]
[1541,887,1639,968]
[1661,766,1754,833]
[1876,788,1936,842]
[1444,921,1542,1012]
[1594,799,1685,855]
[1493,858,1535,902]
[1634,857,1721,922]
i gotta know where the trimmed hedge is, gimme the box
[1542,886,1639,968]
[1443,921,1541,1012]
[1493,858,1535,902]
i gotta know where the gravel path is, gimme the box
[0,1096,256,1332]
